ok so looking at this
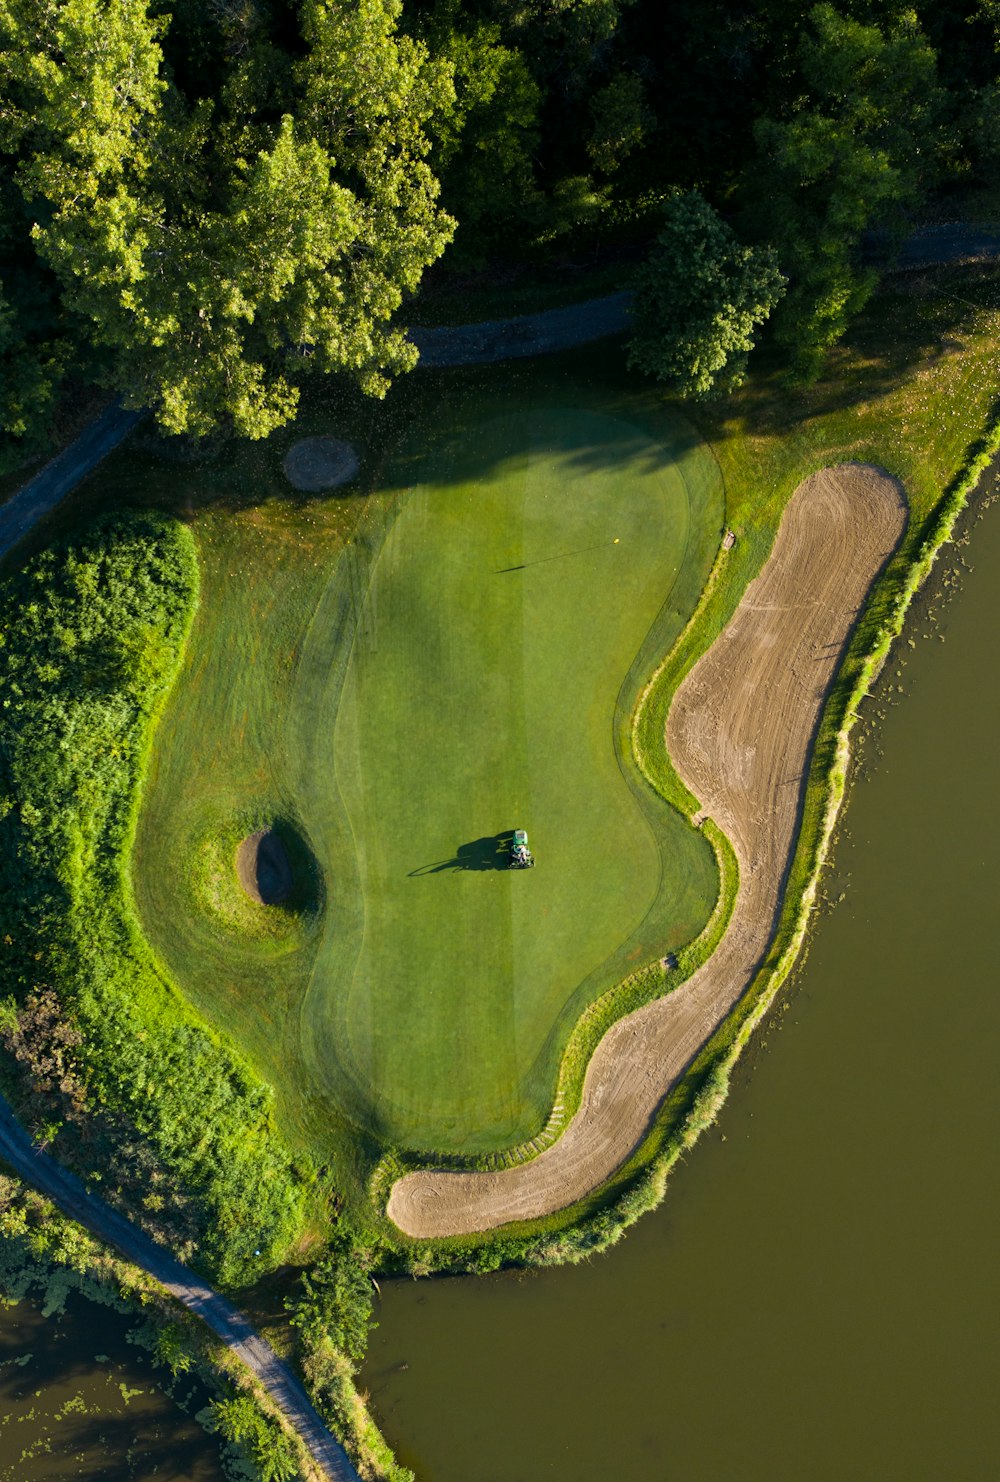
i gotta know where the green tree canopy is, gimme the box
[627,191,785,398]
[210,1394,297,1482]
[406,0,543,253]
[287,1229,376,1363]
[745,3,942,378]
[0,0,455,439]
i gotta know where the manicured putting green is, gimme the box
[131,380,722,1159]
[291,407,719,1150]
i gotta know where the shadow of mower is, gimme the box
[409,831,514,875]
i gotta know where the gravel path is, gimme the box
[0,402,144,561]
[387,464,906,1237]
[0,1098,360,1482]
[879,222,1000,271]
[408,290,632,367]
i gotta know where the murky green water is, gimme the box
[361,491,1000,1481]
[0,1293,226,1479]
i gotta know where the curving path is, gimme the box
[0,401,144,561]
[0,1098,360,1482]
[2,219,996,561]
[407,291,631,367]
[387,464,907,1237]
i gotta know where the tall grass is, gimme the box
[0,513,309,1285]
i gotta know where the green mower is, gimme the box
[510,829,535,869]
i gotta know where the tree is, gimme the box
[210,1394,297,1482]
[150,1322,194,1377]
[408,0,543,253]
[627,191,785,397]
[0,71,79,460]
[407,0,644,251]
[588,71,649,174]
[287,1229,376,1363]
[0,273,69,454]
[745,3,942,378]
[0,0,455,439]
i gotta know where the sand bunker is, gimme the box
[235,829,293,905]
[387,463,906,1237]
[283,436,359,492]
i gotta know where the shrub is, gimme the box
[628,191,785,397]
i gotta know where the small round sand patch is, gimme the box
[283,436,360,492]
[236,829,293,905]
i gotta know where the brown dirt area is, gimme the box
[236,828,293,906]
[387,464,907,1238]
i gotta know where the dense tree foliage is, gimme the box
[0,0,997,447]
[210,1395,298,1482]
[0,0,454,443]
[743,4,942,377]
[627,192,786,397]
[288,1229,377,1362]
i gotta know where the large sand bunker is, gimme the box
[387,463,906,1237]
[283,436,359,492]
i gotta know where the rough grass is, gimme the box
[0,513,310,1285]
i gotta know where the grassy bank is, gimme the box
[0,513,309,1285]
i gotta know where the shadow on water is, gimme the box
[409,831,513,875]
[0,1292,227,1480]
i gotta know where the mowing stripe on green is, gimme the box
[131,378,722,1164]
[297,409,718,1151]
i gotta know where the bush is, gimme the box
[287,1229,376,1363]
[627,191,785,397]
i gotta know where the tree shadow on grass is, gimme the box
[409,831,513,875]
[24,261,991,578]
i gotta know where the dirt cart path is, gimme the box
[0,402,144,560]
[0,1099,360,1482]
[388,464,906,1237]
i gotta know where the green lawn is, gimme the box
[130,372,722,1158]
[8,260,1000,1243]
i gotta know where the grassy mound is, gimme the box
[0,514,308,1284]
[194,813,319,943]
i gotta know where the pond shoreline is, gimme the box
[384,416,1000,1256]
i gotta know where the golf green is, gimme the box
[132,384,722,1158]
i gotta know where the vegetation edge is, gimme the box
[374,416,1000,1274]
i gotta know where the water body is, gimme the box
[361,490,1000,1482]
[0,1293,226,1480]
